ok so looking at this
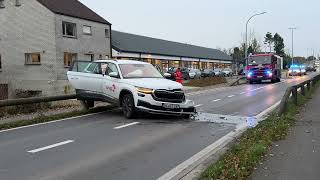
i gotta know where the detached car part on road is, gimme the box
[67,60,196,119]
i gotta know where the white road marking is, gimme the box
[195,104,203,108]
[0,111,106,134]
[27,140,74,154]
[227,95,235,98]
[239,92,246,95]
[212,99,221,102]
[113,122,140,130]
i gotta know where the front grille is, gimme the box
[152,89,185,103]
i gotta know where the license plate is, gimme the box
[257,76,263,78]
[162,103,180,109]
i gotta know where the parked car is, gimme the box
[306,66,316,72]
[201,69,215,77]
[213,68,224,77]
[167,67,190,80]
[189,69,202,79]
[180,68,190,80]
[222,68,233,77]
[67,60,196,118]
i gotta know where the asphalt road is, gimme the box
[0,72,318,180]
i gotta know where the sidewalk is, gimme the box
[250,88,320,180]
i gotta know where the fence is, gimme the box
[278,74,320,115]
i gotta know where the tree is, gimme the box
[264,32,273,52]
[273,33,285,56]
[247,46,254,55]
[250,38,261,53]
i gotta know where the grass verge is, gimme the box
[0,105,115,131]
[200,82,320,180]
[184,77,227,87]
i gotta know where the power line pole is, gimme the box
[289,27,297,66]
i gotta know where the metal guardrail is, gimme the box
[278,74,320,115]
[0,94,77,108]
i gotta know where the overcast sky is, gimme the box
[80,0,319,57]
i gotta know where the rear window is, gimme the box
[70,61,101,74]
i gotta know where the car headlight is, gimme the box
[136,87,153,94]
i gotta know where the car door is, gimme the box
[67,61,102,93]
[101,62,121,101]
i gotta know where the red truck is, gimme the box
[246,53,282,84]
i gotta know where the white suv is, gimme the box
[67,60,195,118]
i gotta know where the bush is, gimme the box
[184,77,227,87]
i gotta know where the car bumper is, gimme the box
[135,94,196,115]
[247,76,272,81]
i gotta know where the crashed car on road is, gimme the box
[67,60,196,119]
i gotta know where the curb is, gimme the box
[157,101,281,180]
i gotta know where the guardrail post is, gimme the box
[301,84,306,96]
[307,80,311,91]
[278,87,293,116]
[292,86,298,105]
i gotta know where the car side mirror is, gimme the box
[109,72,120,78]
[164,73,171,78]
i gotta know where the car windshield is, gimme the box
[249,56,272,65]
[119,64,164,79]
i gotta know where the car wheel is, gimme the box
[182,114,191,119]
[122,94,136,119]
[249,81,253,84]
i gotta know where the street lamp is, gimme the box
[289,27,297,67]
[245,12,267,66]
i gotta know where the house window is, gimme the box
[15,0,21,6]
[85,54,94,61]
[62,22,77,38]
[0,0,4,8]
[64,52,77,67]
[83,25,92,35]
[105,29,109,38]
[25,53,41,65]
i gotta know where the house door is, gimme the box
[0,84,8,100]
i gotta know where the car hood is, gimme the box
[122,78,183,90]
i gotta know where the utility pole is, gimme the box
[289,27,297,66]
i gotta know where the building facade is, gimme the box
[112,30,232,72]
[0,0,111,99]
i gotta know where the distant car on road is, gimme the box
[189,69,202,79]
[201,69,215,77]
[222,68,233,77]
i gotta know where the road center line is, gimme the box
[212,99,221,102]
[195,104,203,107]
[27,140,74,154]
[113,122,140,130]
[227,95,235,98]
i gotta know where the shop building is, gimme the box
[112,31,232,72]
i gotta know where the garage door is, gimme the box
[0,84,8,100]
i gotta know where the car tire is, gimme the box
[122,94,136,119]
[80,100,94,110]
[249,81,253,84]
[182,114,191,119]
